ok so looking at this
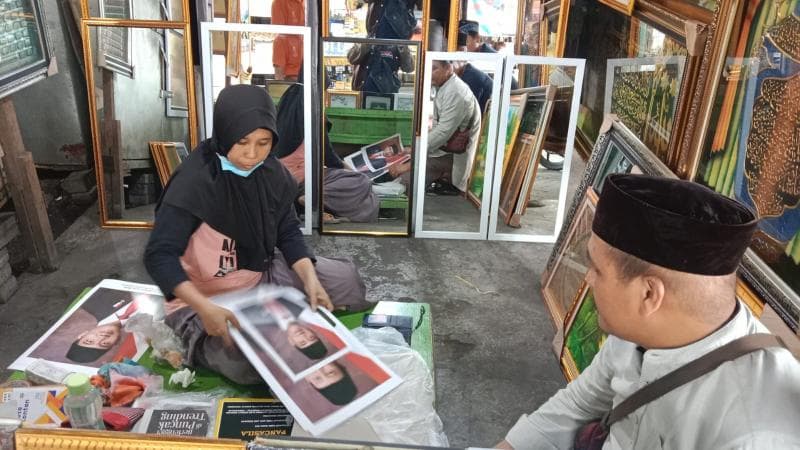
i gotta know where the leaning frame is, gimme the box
[199,22,313,235]
[487,55,585,243]
[413,52,505,240]
[83,14,198,230]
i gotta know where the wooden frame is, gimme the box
[82,7,197,229]
[362,93,395,111]
[599,0,636,16]
[15,428,245,450]
[149,141,188,186]
[326,90,362,109]
[542,118,676,329]
[542,188,598,332]
[562,0,728,177]
[682,2,800,332]
[559,281,607,381]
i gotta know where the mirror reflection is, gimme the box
[327,0,425,43]
[205,28,310,229]
[88,25,190,224]
[493,63,576,237]
[87,0,185,22]
[321,39,419,234]
[420,56,501,234]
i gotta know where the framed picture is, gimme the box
[362,93,394,111]
[326,89,361,109]
[393,92,414,111]
[559,282,607,381]
[691,6,800,331]
[466,100,493,208]
[599,0,635,16]
[542,188,598,332]
[164,28,189,117]
[604,56,687,162]
[542,118,675,332]
[0,0,54,99]
[150,141,188,186]
[500,91,530,175]
[562,1,692,167]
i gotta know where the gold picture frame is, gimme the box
[149,141,189,186]
[599,0,635,16]
[325,90,362,109]
[81,9,197,229]
[15,428,244,450]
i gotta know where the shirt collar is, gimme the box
[638,302,762,383]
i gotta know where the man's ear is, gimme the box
[639,275,665,318]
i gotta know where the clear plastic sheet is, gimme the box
[351,327,449,447]
[125,314,185,368]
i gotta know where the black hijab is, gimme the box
[272,67,344,167]
[157,85,298,272]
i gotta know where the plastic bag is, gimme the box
[125,314,185,368]
[350,327,449,447]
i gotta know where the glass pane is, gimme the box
[0,0,45,82]
[329,0,424,40]
[322,39,418,234]
[88,25,190,223]
[465,0,518,54]
[695,2,800,306]
[418,56,501,235]
[492,63,576,236]
[564,1,688,164]
[88,0,186,22]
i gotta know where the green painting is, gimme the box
[467,100,492,204]
[565,289,607,373]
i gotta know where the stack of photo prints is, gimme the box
[344,134,410,181]
[216,285,403,435]
[8,280,402,436]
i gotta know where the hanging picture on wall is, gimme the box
[0,0,53,99]
[393,92,414,111]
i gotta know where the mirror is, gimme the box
[320,38,420,236]
[84,23,195,227]
[488,56,585,242]
[200,23,312,234]
[414,52,504,239]
[84,0,186,22]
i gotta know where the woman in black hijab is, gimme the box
[144,85,370,385]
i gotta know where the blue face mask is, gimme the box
[217,154,264,177]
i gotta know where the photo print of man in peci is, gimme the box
[495,174,800,450]
[240,294,348,375]
[29,288,162,367]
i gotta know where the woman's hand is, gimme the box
[291,257,334,311]
[388,161,411,178]
[304,277,334,311]
[196,302,241,347]
[173,281,240,346]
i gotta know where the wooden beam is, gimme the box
[0,97,58,272]
[102,68,124,219]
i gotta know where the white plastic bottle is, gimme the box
[63,373,105,430]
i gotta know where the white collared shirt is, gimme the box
[506,303,800,449]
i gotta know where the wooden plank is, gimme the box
[0,98,58,272]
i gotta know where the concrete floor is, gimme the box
[0,154,585,448]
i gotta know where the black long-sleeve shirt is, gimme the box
[144,203,313,299]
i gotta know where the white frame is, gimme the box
[414,52,505,240]
[200,22,313,235]
[487,55,585,243]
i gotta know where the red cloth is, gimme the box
[102,407,145,431]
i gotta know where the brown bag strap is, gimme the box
[604,333,784,427]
